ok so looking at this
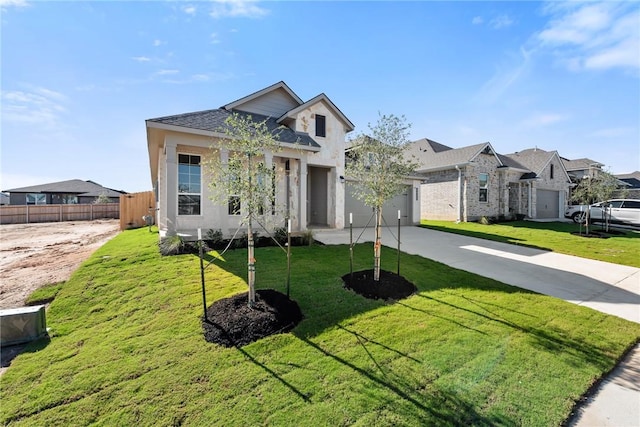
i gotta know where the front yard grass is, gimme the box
[420,220,640,268]
[1,227,639,426]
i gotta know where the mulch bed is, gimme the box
[202,289,302,348]
[342,269,417,301]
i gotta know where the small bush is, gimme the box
[301,229,315,246]
[159,235,185,256]
[205,229,225,249]
[478,216,491,225]
[273,227,288,245]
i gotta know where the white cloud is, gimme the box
[590,127,635,138]
[0,0,29,9]
[472,16,483,25]
[475,47,532,104]
[521,112,568,127]
[182,5,196,16]
[155,69,180,76]
[490,15,514,30]
[132,56,151,62]
[536,2,640,73]
[210,33,221,44]
[153,39,165,47]
[209,0,268,19]
[1,86,68,127]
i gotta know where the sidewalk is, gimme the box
[314,226,640,426]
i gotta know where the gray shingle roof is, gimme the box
[147,109,320,148]
[503,148,555,175]
[561,157,604,171]
[415,142,490,171]
[496,153,528,170]
[4,179,125,196]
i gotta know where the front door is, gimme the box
[308,166,328,226]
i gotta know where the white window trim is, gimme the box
[479,173,489,203]
[177,153,202,216]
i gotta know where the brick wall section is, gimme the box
[420,153,506,221]
[420,170,458,220]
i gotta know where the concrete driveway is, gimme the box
[314,225,640,426]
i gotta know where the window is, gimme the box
[178,154,201,215]
[550,164,554,179]
[623,200,640,209]
[315,114,326,137]
[52,194,78,204]
[228,196,241,215]
[26,193,46,205]
[479,173,488,202]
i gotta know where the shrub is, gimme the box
[205,229,225,249]
[158,235,184,256]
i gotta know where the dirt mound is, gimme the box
[342,269,416,301]
[202,289,303,348]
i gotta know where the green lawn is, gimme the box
[420,220,640,268]
[2,228,639,426]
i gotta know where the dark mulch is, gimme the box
[342,269,417,301]
[202,289,303,348]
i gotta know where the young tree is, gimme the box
[346,113,418,281]
[571,170,626,232]
[205,112,282,307]
[93,193,112,204]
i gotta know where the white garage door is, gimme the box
[537,190,559,219]
[345,184,411,227]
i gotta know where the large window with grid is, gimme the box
[178,154,201,215]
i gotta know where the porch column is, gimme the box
[518,182,522,215]
[165,140,178,235]
[528,181,533,218]
[299,158,308,229]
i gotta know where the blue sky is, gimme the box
[2,0,639,193]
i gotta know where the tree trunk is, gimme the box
[374,207,382,281]
[247,217,256,307]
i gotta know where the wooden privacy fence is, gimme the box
[0,203,119,225]
[120,191,156,230]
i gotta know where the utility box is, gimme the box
[0,305,47,346]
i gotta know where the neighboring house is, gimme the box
[409,139,571,221]
[0,193,9,206]
[343,139,422,227]
[561,157,604,182]
[146,81,356,238]
[3,180,125,205]
[615,171,640,199]
[503,148,572,219]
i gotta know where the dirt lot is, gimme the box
[0,219,120,309]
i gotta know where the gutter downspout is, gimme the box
[455,165,462,223]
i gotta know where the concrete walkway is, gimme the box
[314,226,640,426]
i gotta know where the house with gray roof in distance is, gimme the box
[408,139,572,222]
[146,81,359,237]
[3,179,125,205]
[615,171,640,199]
[561,157,605,182]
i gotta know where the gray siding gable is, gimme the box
[223,81,303,118]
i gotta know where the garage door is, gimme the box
[537,189,559,219]
[345,183,411,227]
